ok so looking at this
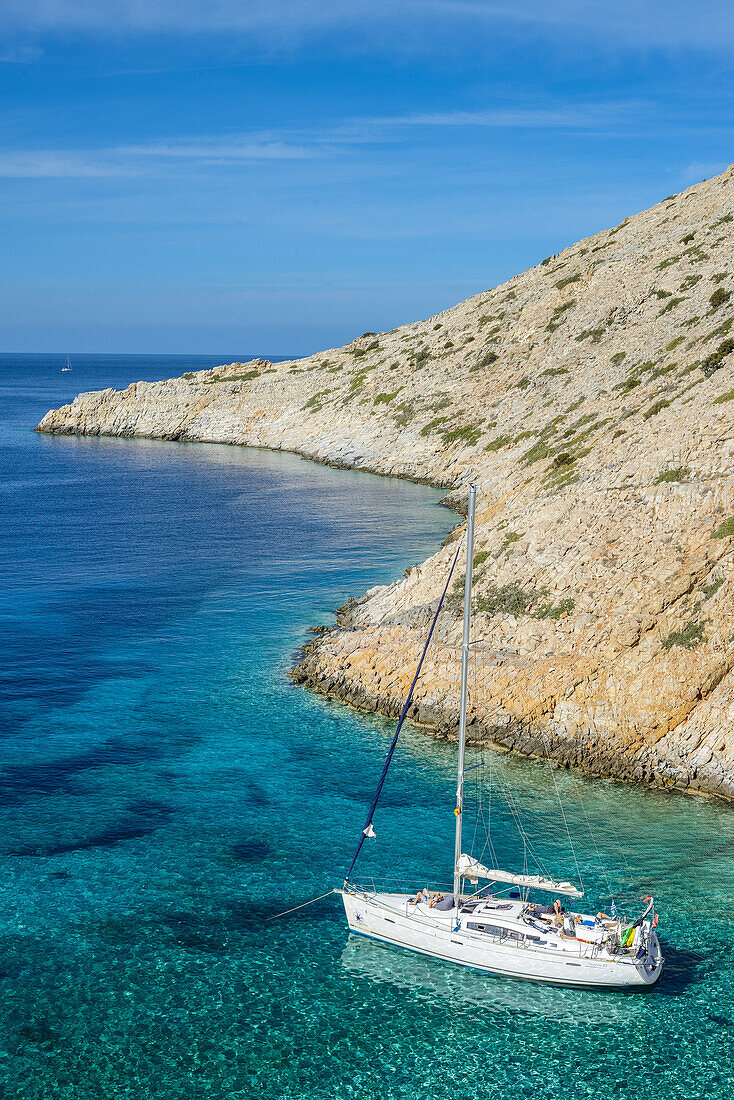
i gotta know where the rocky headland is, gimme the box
[39,167,734,799]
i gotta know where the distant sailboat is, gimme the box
[339,485,664,989]
[61,355,72,372]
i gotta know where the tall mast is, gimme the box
[453,483,476,903]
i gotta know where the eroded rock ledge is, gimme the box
[38,167,734,799]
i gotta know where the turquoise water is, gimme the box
[2,354,732,1098]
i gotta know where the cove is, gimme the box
[1,354,733,1099]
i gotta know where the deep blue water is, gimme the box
[1,353,733,1099]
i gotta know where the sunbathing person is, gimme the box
[409,887,431,905]
[535,899,565,924]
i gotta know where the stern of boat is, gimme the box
[634,929,664,986]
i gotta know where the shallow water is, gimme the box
[1,353,732,1098]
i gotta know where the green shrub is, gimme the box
[643,399,671,419]
[348,371,369,393]
[712,517,734,539]
[712,272,728,284]
[611,352,627,366]
[546,300,576,332]
[501,531,524,551]
[710,287,732,310]
[533,597,575,620]
[474,583,544,616]
[420,416,447,436]
[441,423,483,446]
[485,434,512,452]
[654,466,689,484]
[661,620,706,650]
[555,273,581,290]
[517,376,531,389]
[541,366,570,377]
[666,336,685,352]
[521,440,553,465]
[654,289,672,299]
[374,389,401,405]
[224,370,259,382]
[702,577,724,600]
[701,337,734,377]
[657,256,680,270]
[614,376,641,393]
[713,388,734,404]
[680,232,695,243]
[302,389,330,410]
[658,296,686,316]
[394,402,415,426]
[472,550,491,567]
[575,328,605,343]
[470,350,499,372]
[183,372,195,380]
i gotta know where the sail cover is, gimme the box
[457,855,584,899]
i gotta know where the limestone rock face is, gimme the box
[39,167,734,798]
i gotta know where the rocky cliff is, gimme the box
[39,166,734,798]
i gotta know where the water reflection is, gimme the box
[340,935,653,1023]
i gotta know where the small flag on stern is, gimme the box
[610,900,617,918]
[363,823,376,839]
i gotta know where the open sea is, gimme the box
[1,353,733,1099]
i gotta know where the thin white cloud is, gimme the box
[0,97,666,178]
[1,0,733,51]
[358,102,644,131]
[677,160,731,187]
[118,139,312,160]
[0,139,313,177]
[0,44,43,62]
[0,151,128,177]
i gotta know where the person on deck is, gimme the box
[409,887,431,905]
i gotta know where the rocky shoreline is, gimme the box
[38,166,734,800]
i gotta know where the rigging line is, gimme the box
[543,753,585,893]
[489,755,553,878]
[572,775,636,886]
[533,725,606,896]
[344,536,465,882]
[487,721,578,886]
[265,890,338,921]
[570,776,614,897]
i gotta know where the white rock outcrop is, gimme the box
[39,168,734,798]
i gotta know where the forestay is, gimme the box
[457,855,584,899]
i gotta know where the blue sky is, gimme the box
[1,1,733,354]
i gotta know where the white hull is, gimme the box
[341,889,663,989]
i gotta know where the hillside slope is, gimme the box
[39,166,734,798]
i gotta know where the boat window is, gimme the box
[526,936,546,944]
[505,930,524,941]
[467,922,504,936]
[485,903,512,911]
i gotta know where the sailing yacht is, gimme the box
[61,355,72,372]
[339,485,663,989]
